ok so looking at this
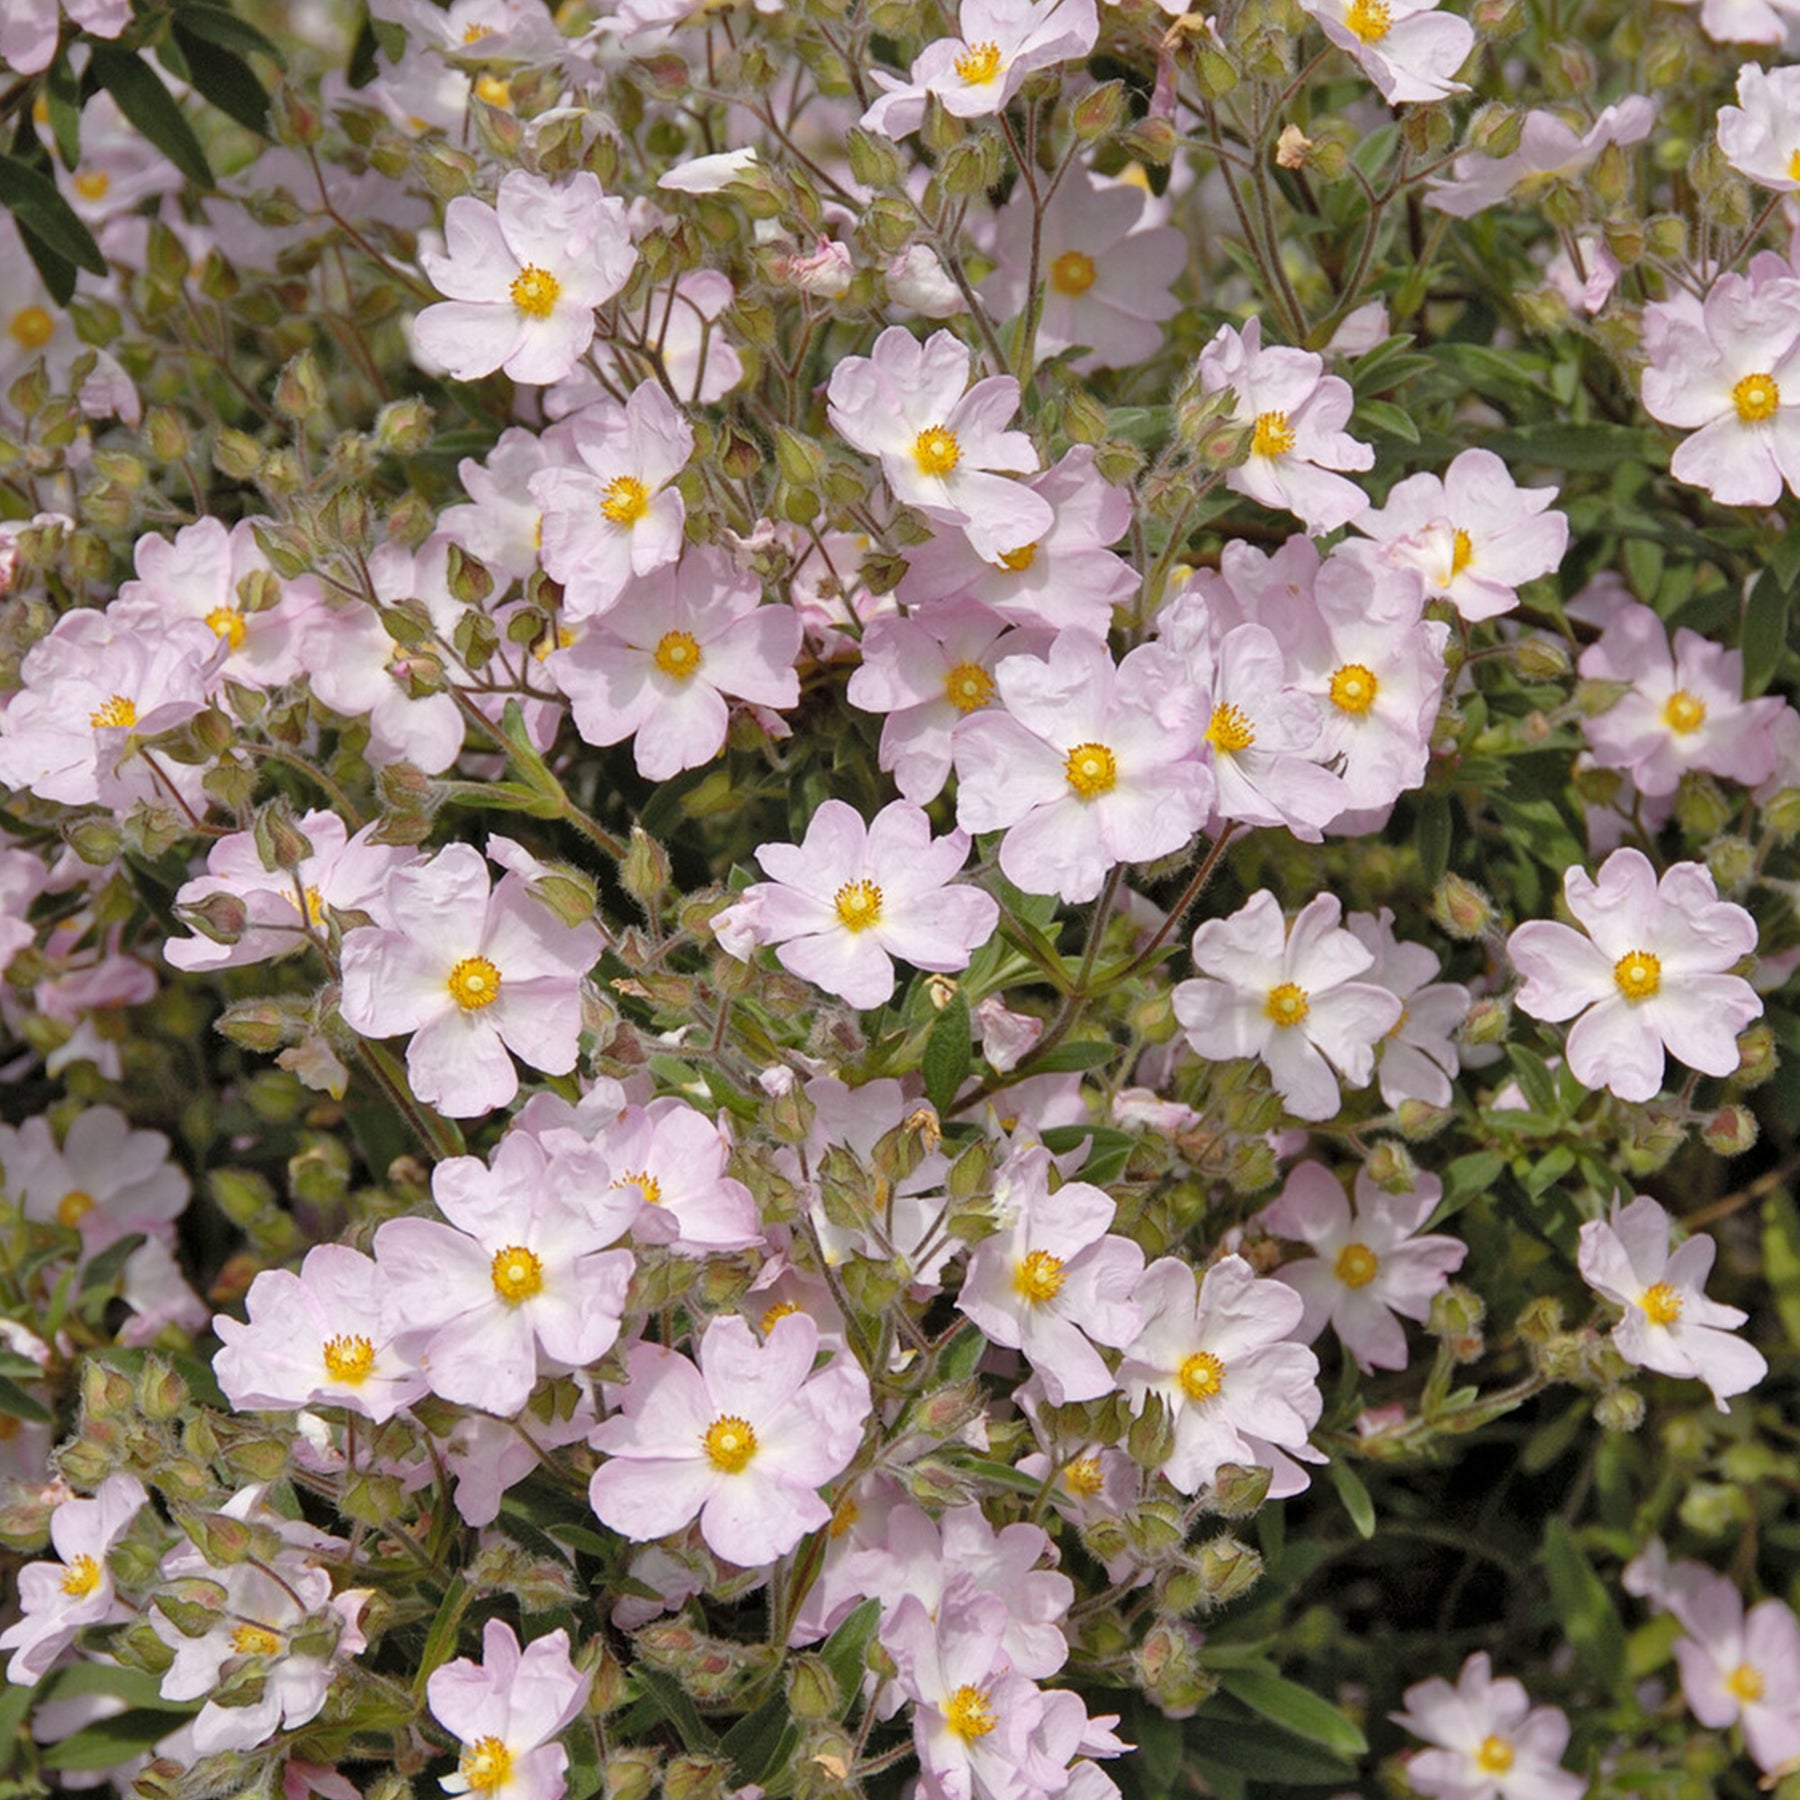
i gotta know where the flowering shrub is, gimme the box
[5,1,1800,1798]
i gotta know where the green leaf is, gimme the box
[0,154,106,277]
[1216,1668,1368,1757]
[168,3,284,61]
[922,992,972,1116]
[0,1350,46,1382]
[44,56,82,169]
[1416,792,1450,885]
[91,48,212,189]
[1504,1046,1558,1117]
[80,1232,147,1300]
[41,1710,190,1771]
[169,25,276,138]
[1542,1517,1627,1697]
[1191,1716,1358,1785]
[1742,569,1792,696]
[45,1662,194,1712]
[1486,422,1666,472]
[1522,1143,1576,1199]
[0,1375,50,1423]
[412,1575,471,1699]
[629,1667,719,1752]
[1761,1191,1800,1349]
[718,1694,797,1785]
[1022,1038,1120,1075]
[1326,1456,1376,1539]
[1358,398,1420,444]
[820,1597,880,1714]
[1427,1151,1505,1228]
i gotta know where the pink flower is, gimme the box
[0,1473,146,1684]
[1392,1653,1584,1800]
[826,326,1054,563]
[591,1098,765,1257]
[1667,0,1800,40]
[1718,61,1800,191]
[713,799,999,1010]
[1507,848,1761,1104]
[338,843,605,1117]
[953,630,1212,903]
[588,1312,872,1568]
[1173,891,1403,1121]
[301,601,466,775]
[1118,1255,1324,1498]
[374,1128,638,1416]
[955,1145,1145,1404]
[415,170,635,384]
[0,1104,189,1257]
[1577,1194,1767,1410]
[531,382,694,621]
[214,1244,429,1424]
[426,1620,592,1800]
[547,546,800,778]
[1300,0,1472,102]
[1428,97,1655,218]
[1258,1162,1466,1373]
[1347,908,1471,1108]
[440,421,585,583]
[0,0,128,77]
[1196,318,1373,532]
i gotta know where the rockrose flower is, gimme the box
[1393,1653,1585,1800]
[1299,0,1473,102]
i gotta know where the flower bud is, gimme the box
[1515,1295,1564,1345]
[1674,772,1731,838]
[63,813,123,866]
[1072,80,1127,143]
[1127,1392,1176,1469]
[603,1748,662,1800]
[664,1756,732,1800]
[1120,116,1177,167]
[1207,1461,1272,1519]
[1702,1104,1758,1157]
[1593,1386,1645,1433]
[1763,785,1800,840]
[1514,635,1572,680]
[1459,996,1510,1048]
[1363,1140,1418,1195]
[1429,874,1496,941]
[786,1652,841,1720]
[1133,1618,1215,1719]
[273,350,327,421]
[1198,1535,1263,1605]
[136,1356,187,1422]
[1620,1105,1687,1175]
[1428,1283,1485,1342]
[1395,1098,1454,1140]
[1733,1022,1778,1088]
[176,891,247,945]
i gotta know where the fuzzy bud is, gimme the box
[1514,635,1572,680]
[1363,1139,1418,1194]
[1429,873,1496,940]
[1734,1022,1778,1089]
[1395,1098,1455,1141]
[1198,1536,1264,1605]
[1133,1618,1214,1719]
[1207,1462,1272,1519]
[1702,1104,1758,1158]
[1593,1386,1645,1433]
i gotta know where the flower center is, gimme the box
[1206,702,1256,753]
[231,1623,283,1656]
[206,605,247,651]
[703,1413,758,1472]
[653,629,702,680]
[463,21,496,42]
[1790,149,1800,182]
[1064,741,1118,799]
[600,474,651,527]
[1064,1454,1105,1497]
[74,169,110,202]
[1328,663,1378,715]
[89,694,137,729]
[1640,1280,1683,1325]
[1334,1242,1379,1288]
[459,1737,513,1794]
[944,660,996,712]
[996,541,1038,572]
[760,1300,802,1333]
[834,879,883,931]
[447,955,502,1010]
[1013,1248,1066,1304]
[510,265,561,318]
[475,73,512,108]
[1344,0,1392,36]
[60,1555,101,1598]
[1733,371,1780,423]
[1449,527,1474,576]
[954,40,1002,83]
[1612,948,1661,1002]
[1265,981,1310,1027]
[323,1334,375,1383]
[490,1244,544,1304]
[57,1190,95,1228]
[1178,1350,1225,1401]
[1662,689,1706,735]
[1050,250,1097,296]
[1727,1661,1765,1702]
[9,305,54,350]
[1475,1735,1514,1774]
[913,425,961,477]
[1252,410,1296,457]
[829,1494,860,1537]
[946,1684,997,1739]
[615,1170,663,1205]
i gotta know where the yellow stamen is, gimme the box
[600,475,650,526]
[945,1684,997,1739]
[760,1300,801,1333]
[509,265,560,319]
[1345,0,1392,40]
[1733,372,1780,423]
[1064,741,1117,799]
[447,955,502,1010]
[1334,1242,1379,1288]
[60,1555,101,1598]
[996,542,1038,572]
[1252,411,1296,457]
[231,1623,282,1656]
[913,426,961,477]
[1050,250,1097,296]
[9,306,54,351]
[1013,1249,1066,1304]
[1064,1454,1105,1497]
[206,605,247,651]
[459,1737,512,1794]
[1206,702,1256,753]
[1727,1662,1765,1703]
[1640,1281,1683,1326]
[490,1244,543,1304]
[1663,689,1706,735]
[57,1190,95,1229]
[944,661,995,712]
[1449,527,1474,577]
[475,73,512,108]
[1475,1735,1514,1774]
[89,695,137,729]
[1789,149,1800,183]
[615,1170,663,1205]
[703,1414,757,1472]
[1178,1350,1225,1401]
[323,1334,375,1384]
[463,22,496,42]
[1328,663,1378,715]
[954,41,1002,84]
[74,169,111,202]
[1265,982,1310,1027]
[653,629,702,680]
[828,1493,860,1537]
[834,879,883,931]
[1612,949,1661,1002]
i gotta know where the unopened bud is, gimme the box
[621,826,671,904]
[1430,873,1496,940]
[1674,773,1732,838]
[1120,115,1177,167]
[1207,1462,1272,1519]
[1133,1618,1214,1719]
[1460,995,1510,1047]
[177,891,248,945]
[1396,1098,1454,1140]
[1516,1296,1564,1344]
[216,1000,295,1054]
[1428,1283,1486,1342]
[273,351,327,421]
[1198,1536,1263,1605]
[1702,1104,1758,1157]
[1127,1392,1177,1470]
[603,1748,662,1800]
[1072,80,1127,143]
[1514,635,1572,680]
[1593,1386,1645,1433]
[1363,1140,1418,1194]
[785,1652,840,1721]
[136,1356,188,1422]
[1734,1022,1778,1088]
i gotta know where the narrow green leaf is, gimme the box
[412,1575,471,1699]
[820,1597,880,1714]
[1217,1668,1368,1757]
[80,1232,147,1299]
[922,991,972,1116]
[91,48,212,189]
[631,1667,719,1751]
[168,3,284,61]
[1742,569,1792,696]
[718,1694,796,1784]
[1542,1517,1628,1697]
[169,26,275,138]
[1761,1191,1800,1349]
[0,155,106,276]
[44,57,82,169]
[1022,1038,1120,1075]
[1192,1716,1357,1785]
[1326,1456,1376,1539]
[41,1710,191,1771]
[1416,792,1450,885]
[1358,398,1420,444]
[0,1375,51,1423]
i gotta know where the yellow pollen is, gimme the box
[828,1494,860,1537]
[463,21,496,42]
[1207,702,1256,752]
[946,1684,997,1739]
[954,41,1003,83]
[1064,1454,1105,1497]
[60,1555,101,1598]
[89,694,137,729]
[532,624,575,662]
[1266,981,1311,1027]
[447,954,502,1010]
[834,879,883,931]
[653,629,702,680]
[1252,410,1296,457]
[1449,527,1474,577]
[1640,1281,1683,1325]
[475,73,512,107]
[74,169,112,204]
[703,1413,758,1473]
[1064,741,1118,799]
[509,264,560,319]
[614,1170,664,1205]
[1612,949,1661,1002]
[1476,1735,1514,1775]
[913,425,961,477]
[9,305,54,351]
[1329,663,1378,715]
[1727,1662,1765,1703]
[1663,689,1706,735]
[490,1244,544,1304]
[1178,1350,1225,1401]
[459,1737,513,1794]
[231,1623,283,1656]
[600,474,650,526]
[1345,0,1392,39]
[57,1190,95,1228]
[1790,149,1800,183]
[760,1300,802,1333]
[1013,1249,1067,1304]
[1050,250,1097,296]
[323,1334,375,1384]
[1334,1242,1379,1288]
[944,660,996,713]
[1733,372,1780,423]
[206,605,247,651]
[996,541,1038,572]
